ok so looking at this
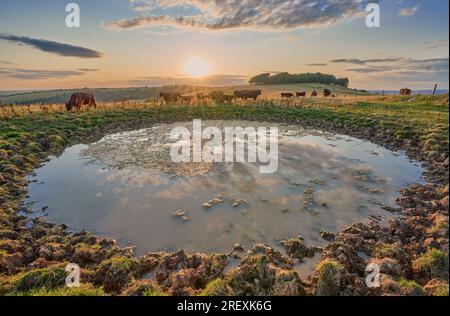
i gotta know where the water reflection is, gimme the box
[25,121,424,255]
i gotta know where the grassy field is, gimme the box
[0,83,369,105]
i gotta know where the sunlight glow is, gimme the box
[184,57,211,78]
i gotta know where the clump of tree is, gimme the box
[249,72,349,88]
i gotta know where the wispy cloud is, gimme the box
[104,0,376,31]
[421,40,449,50]
[331,58,403,65]
[0,34,103,58]
[398,5,420,17]
[0,67,94,79]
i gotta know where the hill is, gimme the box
[0,83,367,105]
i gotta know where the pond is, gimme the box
[25,120,424,257]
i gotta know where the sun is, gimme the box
[184,57,211,78]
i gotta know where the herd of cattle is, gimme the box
[64,88,413,111]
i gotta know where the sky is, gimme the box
[0,0,448,90]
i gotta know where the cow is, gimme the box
[160,92,181,103]
[311,90,318,97]
[209,91,225,102]
[180,95,194,104]
[223,95,235,103]
[233,90,262,101]
[281,93,294,99]
[400,88,412,95]
[196,93,208,102]
[65,92,97,111]
[296,92,306,97]
[323,89,332,97]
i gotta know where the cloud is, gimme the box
[78,68,99,72]
[330,58,403,65]
[421,40,449,50]
[0,60,14,65]
[0,34,103,58]
[104,0,376,31]
[306,63,327,66]
[0,67,94,79]
[342,57,448,78]
[398,5,419,17]
[129,74,248,86]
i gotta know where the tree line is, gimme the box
[248,72,349,88]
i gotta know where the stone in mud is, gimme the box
[233,244,245,252]
[171,210,187,218]
[368,257,402,277]
[231,199,248,208]
[320,230,336,241]
[280,238,321,261]
[202,197,225,209]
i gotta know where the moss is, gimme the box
[10,283,105,296]
[10,264,67,292]
[413,249,449,279]
[199,279,232,296]
[315,259,344,296]
[433,283,449,297]
[374,243,408,260]
[96,257,140,293]
[398,278,426,296]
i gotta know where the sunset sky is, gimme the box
[0,0,448,90]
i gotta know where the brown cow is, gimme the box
[66,93,97,111]
[323,89,332,97]
[180,95,194,104]
[234,90,262,100]
[296,92,306,97]
[160,92,181,103]
[400,88,412,95]
[311,90,318,97]
[281,93,294,99]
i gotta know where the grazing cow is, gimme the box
[296,92,306,97]
[65,92,97,111]
[311,90,318,97]
[223,95,235,103]
[209,91,225,102]
[233,90,262,101]
[196,93,208,102]
[281,93,294,99]
[323,89,332,97]
[160,92,181,103]
[180,95,194,104]
[400,88,412,95]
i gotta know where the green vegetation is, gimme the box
[200,278,231,296]
[412,249,449,279]
[249,72,349,87]
[398,278,426,296]
[315,259,344,296]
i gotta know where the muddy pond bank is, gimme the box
[0,104,448,296]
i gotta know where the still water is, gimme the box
[25,121,424,255]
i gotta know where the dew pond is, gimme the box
[25,121,424,259]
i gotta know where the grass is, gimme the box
[0,83,368,105]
